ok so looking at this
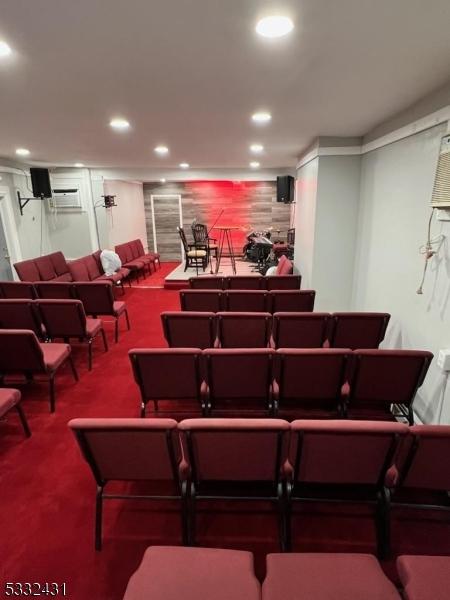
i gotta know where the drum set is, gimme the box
[243,227,288,273]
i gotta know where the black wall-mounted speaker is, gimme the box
[30,168,52,198]
[276,175,294,203]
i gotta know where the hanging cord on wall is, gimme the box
[416,208,445,294]
[40,195,44,255]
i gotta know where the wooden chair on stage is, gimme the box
[192,222,218,267]
[178,227,208,274]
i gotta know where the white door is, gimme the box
[147,194,183,261]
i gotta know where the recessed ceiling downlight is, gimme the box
[74,163,84,168]
[179,162,190,169]
[16,148,30,156]
[250,144,264,153]
[109,118,130,130]
[251,112,271,124]
[250,161,260,169]
[154,145,169,155]
[256,16,294,38]
[0,41,12,57]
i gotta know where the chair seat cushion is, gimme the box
[188,250,207,257]
[263,553,400,600]
[40,342,71,371]
[0,388,21,416]
[113,301,126,317]
[53,273,73,282]
[397,555,450,600]
[124,259,145,269]
[86,318,102,337]
[123,546,260,600]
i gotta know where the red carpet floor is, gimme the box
[1,262,449,599]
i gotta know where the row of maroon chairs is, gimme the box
[70,417,450,556]
[115,239,161,280]
[189,274,302,290]
[180,289,316,313]
[124,547,441,600]
[0,330,78,412]
[161,311,390,349]
[128,348,432,422]
[0,282,129,342]
[0,299,108,370]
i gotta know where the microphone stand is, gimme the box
[206,209,224,275]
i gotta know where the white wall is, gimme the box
[101,180,148,250]
[294,158,319,288]
[352,123,450,423]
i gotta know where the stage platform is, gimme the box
[164,258,262,289]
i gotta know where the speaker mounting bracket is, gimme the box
[17,191,44,216]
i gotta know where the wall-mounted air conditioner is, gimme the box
[51,188,82,209]
[431,134,450,209]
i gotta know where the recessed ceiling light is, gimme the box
[109,118,130,130]
[0,41,12,57]
[160,178,166,183]
[250,144,264,153]
[250,161,260,169]
[16,148,30,156]
[256,16,294,38]
[179,162,190,169]
[74,162,84,168]
[251,112,271,124]
[154,145,169,155]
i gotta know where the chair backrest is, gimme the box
[128,240,141,259]
[226,276,264,290]
[272,312,330,348]
[68,258,90,282]
[225,290,269,312]
[179,418,290,482]
[134,239,146,256]
[276,349,351,407]
[69,418,181,483]
[192,222,208,244]
[0,300,42,337]
[189,277,225,290]
[115,244,128,265]
[129,348,203,401]
[177,227,189,253]
[14,259,41,282]
[48,251,70,277]
[161,312,217,349]
[265,275,301,290]
[217,312,272,348]
[35,299,87,338]
[289,420,408,486]
[287,228,295,246]
[0,329,45,372]
[180,290,223,312]
[0,281,37,299]
[35,282,75,299]
[329,313,391,349]
[83,255,102,281]
[348,350,433,407]
[34,255,58,281]
[397,425,450,492]
[73,282,115,315]
[203,348,274,402]
[270,290,315,313]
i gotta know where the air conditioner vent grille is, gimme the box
[431,135,450,208]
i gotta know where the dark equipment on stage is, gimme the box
[277,175,295,203]
[243,230,273,271]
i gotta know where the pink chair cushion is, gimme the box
[0,388,21,416]
[397,555,450,600]
[123,546,260,600]
[40,342,71,371]
[53,273,73,282]
[277,257,293,275]
[86,318,102,337]
[263,553,400,600]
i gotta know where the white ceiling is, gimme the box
[1,0,450,171]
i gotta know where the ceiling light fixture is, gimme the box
[256,16,294,38]
[109,118,130,130]
[0,41,12,57]
[16,148,30,156]
[251,111,271,124]
[250,161,260,169]
[250,143,264,153]
[179,162,190,169]
[160,178,166,183]
[74,162,84,168]
[154,145,169,155]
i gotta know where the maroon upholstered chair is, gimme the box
[35,281,75,299]
[13,259,40,282]
[123,546,260,600]
[161,312,217,349]
[129,348,203,416]
[265,275,302,290]
[0,299,43,338]
[226,276,264,290]
[346,350,433,424]
[180,289,223,312]
[270,290,315,313]
[128,240,153,275]
[224,290,269,312]
[14,252,71,282]
[179,418,290,548]
[217,312,272,348]
[274,349,351,415]
[133,238,160,270]
[0,388,31,437]
[73,282,130,342]
[329,312,391,349]
[397,555,450,600]
[202,348,275,414]
[0,281,37,299]
[35,299,108,370]
[92,250,130,291]
[287,420,409,556]
[69,418,187,550]
[0,329,78,412]
[271,312,330,348]
[115,243,146,280]
[263,553,400,600]
[189,276,225,289]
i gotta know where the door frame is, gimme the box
[149,194,183,258]
[0,186,23,279]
